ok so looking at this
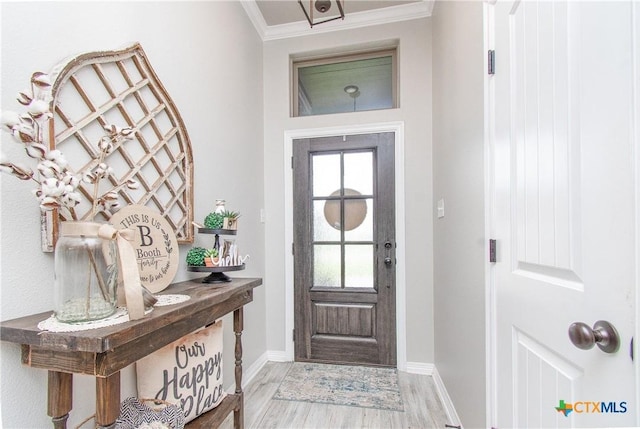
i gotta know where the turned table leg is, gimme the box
[233,307,244,429]
[95,372,120,429]
[48,371,72,429]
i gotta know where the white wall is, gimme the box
[432,1,487,428]
[262,18,433,365]
[0,2,264,427]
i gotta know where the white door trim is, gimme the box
[634,2,640,425]
[283,121,407,370]
[484,2,497,428]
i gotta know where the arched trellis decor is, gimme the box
[42,43,194,250]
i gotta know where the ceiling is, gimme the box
[256,0,421,27]
[242,0,434,40]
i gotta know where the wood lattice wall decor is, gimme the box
[43,43,194,250]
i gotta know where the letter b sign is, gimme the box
[137,225,153,246]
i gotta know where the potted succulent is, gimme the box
[203,248,219,267]
[204,209,241,230]
[222,210,240,230]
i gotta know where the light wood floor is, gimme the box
[220,361,449,429]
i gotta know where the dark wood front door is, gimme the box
[293,132,396,366]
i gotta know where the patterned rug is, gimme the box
[273,362,404,411]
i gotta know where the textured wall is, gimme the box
[432,1,487,427]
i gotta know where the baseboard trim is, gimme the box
[432,366,463,428]
[405,361,434,375]
[266,350,291,362]
[227,351,269,393]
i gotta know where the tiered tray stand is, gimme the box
[187,228,245,284]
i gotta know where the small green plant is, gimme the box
[204,212,224,229]
[222,210,241,220]
[204,248,218,258]
[186,247,207,266]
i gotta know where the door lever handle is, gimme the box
[568,320,620,354]
[383,241,393,266]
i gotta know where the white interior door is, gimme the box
[490,1,638,427]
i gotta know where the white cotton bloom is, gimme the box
[98,136,113,153]
[82,171,97,184]
[30,72,51,89]
[16,91,32,106]
[61,191,81,208]
[125,178,140,190]
[82,171,96,184]
[11,122,34,143]
[101,191,118,202]
[39,196,60,211]
[103,123,125,137]
[105,201,120,211]
[1,111,21,133]
[103,124,135,141]
[97,200,120,212]
[25,143,47,159]
[41,177,65,197]
[94,162,113,178]
[98,191,120,212]
[62,171,80,188]
[19,113,34,123]
[102,123,117,135]
[45,150,68,168]
[27,99,50,119]
[0,162,33,180]
[37,160,62,178]
[120,127,135,139]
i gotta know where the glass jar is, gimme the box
[54,221,119,323]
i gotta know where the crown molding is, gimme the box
[240,0,269,39]
[242,0,434,42]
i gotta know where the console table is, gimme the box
[0,277,262,429]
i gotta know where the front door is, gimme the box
[491,1,637,427]
[293,132,396,366]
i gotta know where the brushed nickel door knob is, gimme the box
[568,320,620,353]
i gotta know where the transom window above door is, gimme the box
[291,48,398,117]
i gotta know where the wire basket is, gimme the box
[75,397,185,429]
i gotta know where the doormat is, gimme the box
[272,362,404,411]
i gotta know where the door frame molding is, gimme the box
[633,2,640,425]
[484,2,496,428]
[283,121,407,369]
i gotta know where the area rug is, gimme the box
[273,362,404,411]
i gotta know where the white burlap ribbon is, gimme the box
[60,221,146,320]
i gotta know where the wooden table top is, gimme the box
[0,277,262,354]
